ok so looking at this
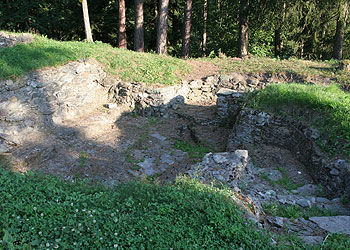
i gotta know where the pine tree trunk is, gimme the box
[274,0,286,57]
[134,0,144,52]
[170,1,180,49]
[149,0,158,52]
[238,0,249,58]
[333,1,349,60]
[181,0,192,58]
[202,0,208,56]
[118,0,127,49]
[82,0,93,42]
[157,0,170,55]
[274,29,281,57]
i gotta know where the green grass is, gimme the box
[259,169,302,191]
[0,33,190,84]
[174,140,214,159]
[247,83,350,157]
[0,167,279,249]
[206,57,350,86]
[263,203,339,220]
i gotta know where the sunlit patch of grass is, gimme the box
[0,33,190,84]
[204,57,350,87]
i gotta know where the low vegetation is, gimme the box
[263,203,338,220]
[174,140,213,160]
[259,168,302,191]
[209,57,350,87]
[247,83,350,157]
[0,34,190,84]
[0,167,279,249]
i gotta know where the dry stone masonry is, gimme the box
[0,32,33,48]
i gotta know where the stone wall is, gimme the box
[0,32,33,48]
[104,73,272,119]
[224,98,350,197]
[0,59,107,154]
[104,72,333,120]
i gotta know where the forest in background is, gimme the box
[0,0,349,60]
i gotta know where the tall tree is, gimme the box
[274,0,286,57]
[134,0,144,52]
[118,0,127,49]
[81,0,93,42]
[333,0,349,60]
[238,0,249,58]
[157,0,170,55]
[181,0,193,58]
[202,0,208,56]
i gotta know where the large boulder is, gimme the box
[187,150,251,186]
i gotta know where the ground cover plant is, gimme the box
[247,83,350,157]
[259,168,303,191]
[174,140,214,160]
[0,167,279,250]
[262,203,339,220]
[0,33,190,84]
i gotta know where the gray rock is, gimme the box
[329,168,340,176]
[294,184,319,196]
[212,154,227,164]
[315,197,330,203]
[322,203,350,216]
[216,88,235,96]
[298,236,324,246]
[160,153,175,165]
[296,199,312,208]
[0,142,10,154]
[267,216,284,228]
[309,216,350,234]
[265,169,283,181]
[187,150,249,184]
[137,158,156,176]
[150,132,167,141]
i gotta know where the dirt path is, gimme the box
[183,59,221,81]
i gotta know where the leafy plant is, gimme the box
[79,152,87,168]
[263,203,339,220]
[0,168,280,249]
[259,168,302,191]
[174,140,213,159]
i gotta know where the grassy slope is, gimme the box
[207,57,350,86]
[0,168,276,250]
[0,167,348,250]
[0,35,190,84]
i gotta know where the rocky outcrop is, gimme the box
[223,99,350,198]
[187,150,252,185]
[0,59,108,164]
[0,32,33,48]
[309,216,350,235]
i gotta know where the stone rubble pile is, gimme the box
[0,32,33,48]
[0,59,107,154]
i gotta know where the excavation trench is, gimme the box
[0,59,349,208]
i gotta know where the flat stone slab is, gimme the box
[309,216,350,234]
[298,236,324,246]
[137,158,156,176]
[216,88,235,96]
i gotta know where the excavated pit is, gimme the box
[1,57,350,244]
[1,59,349,198]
